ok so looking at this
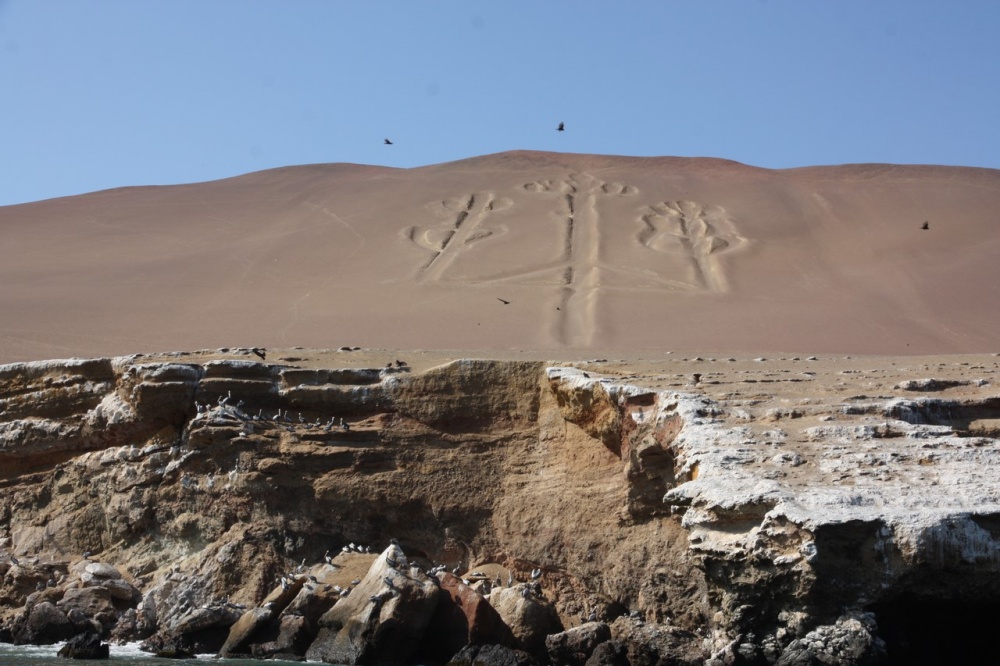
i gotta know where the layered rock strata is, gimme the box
[0,353,999,663]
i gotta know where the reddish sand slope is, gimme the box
[1,151,998,362]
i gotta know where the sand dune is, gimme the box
[1,151,998,363]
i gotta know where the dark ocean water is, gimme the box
[0,642,307,665]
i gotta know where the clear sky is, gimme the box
[1,1,999,206]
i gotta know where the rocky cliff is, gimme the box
[2,352,1000,664]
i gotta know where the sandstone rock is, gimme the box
[219,607,273,657]
[57,631,110,659]
[448,643,540,666]
[546,622,612,666]
[305,544,441,664]
[251,614,312,658]
[94,577,139,602]
[57,586,115,618]
[489,584,563,658]
[417,572,516,663]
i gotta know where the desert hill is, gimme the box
[1,150,998,362]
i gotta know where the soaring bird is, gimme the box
[384,138,393,145]
[557,122,565,132]
[497,297,510,305]
[921,221,929,230]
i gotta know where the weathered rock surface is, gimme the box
[2,352,1000,662]
[305,543,441,664]
[490,584,564,657]
[545,622,611,666]
[448,643,540,666]
[417,572,516,663]
[56,631,109,659]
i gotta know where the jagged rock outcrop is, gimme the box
[2,352,1000,662]
[305,543,441,663]
[56,631,109,659]
[545,621,611,666]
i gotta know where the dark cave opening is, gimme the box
[871,595,1000,665]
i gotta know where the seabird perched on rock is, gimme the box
[252,347,266,360]
[530,568,542,579]
[9,556,19,566]
[692,373,701,385]
[296,558,306,573]
[383,575,396,589]
[324,550,334,564]
[351,578,361,585]
[82,551,93,561]
[521,587,532,598]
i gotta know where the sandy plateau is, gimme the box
[2,152,1000,664]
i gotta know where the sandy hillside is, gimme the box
[1,151,998,363]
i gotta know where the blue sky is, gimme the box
[1,1,998,206]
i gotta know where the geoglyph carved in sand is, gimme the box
[404,175,748,344]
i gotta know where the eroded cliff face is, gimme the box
[1,354,1000,663]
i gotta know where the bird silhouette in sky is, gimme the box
[557,122,564,132]
[384,138,393,145]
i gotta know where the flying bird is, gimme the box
[921,221,929,230]
[497,297,510,305]
[557,122,565,132]
[384,138,393,145]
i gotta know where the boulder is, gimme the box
[775,613,886,666]
[58,586,115,617]
[448,643,540,666]
[417,572,517,663]
[546,622,612,666]
[82,562,121,580]
[56,631,110,659]
[93,577,139,602]
[584,640,630,666]
[305,543,441,664]
[13,601,76,645]
[219,607,274,657]
[489,584,564,657]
